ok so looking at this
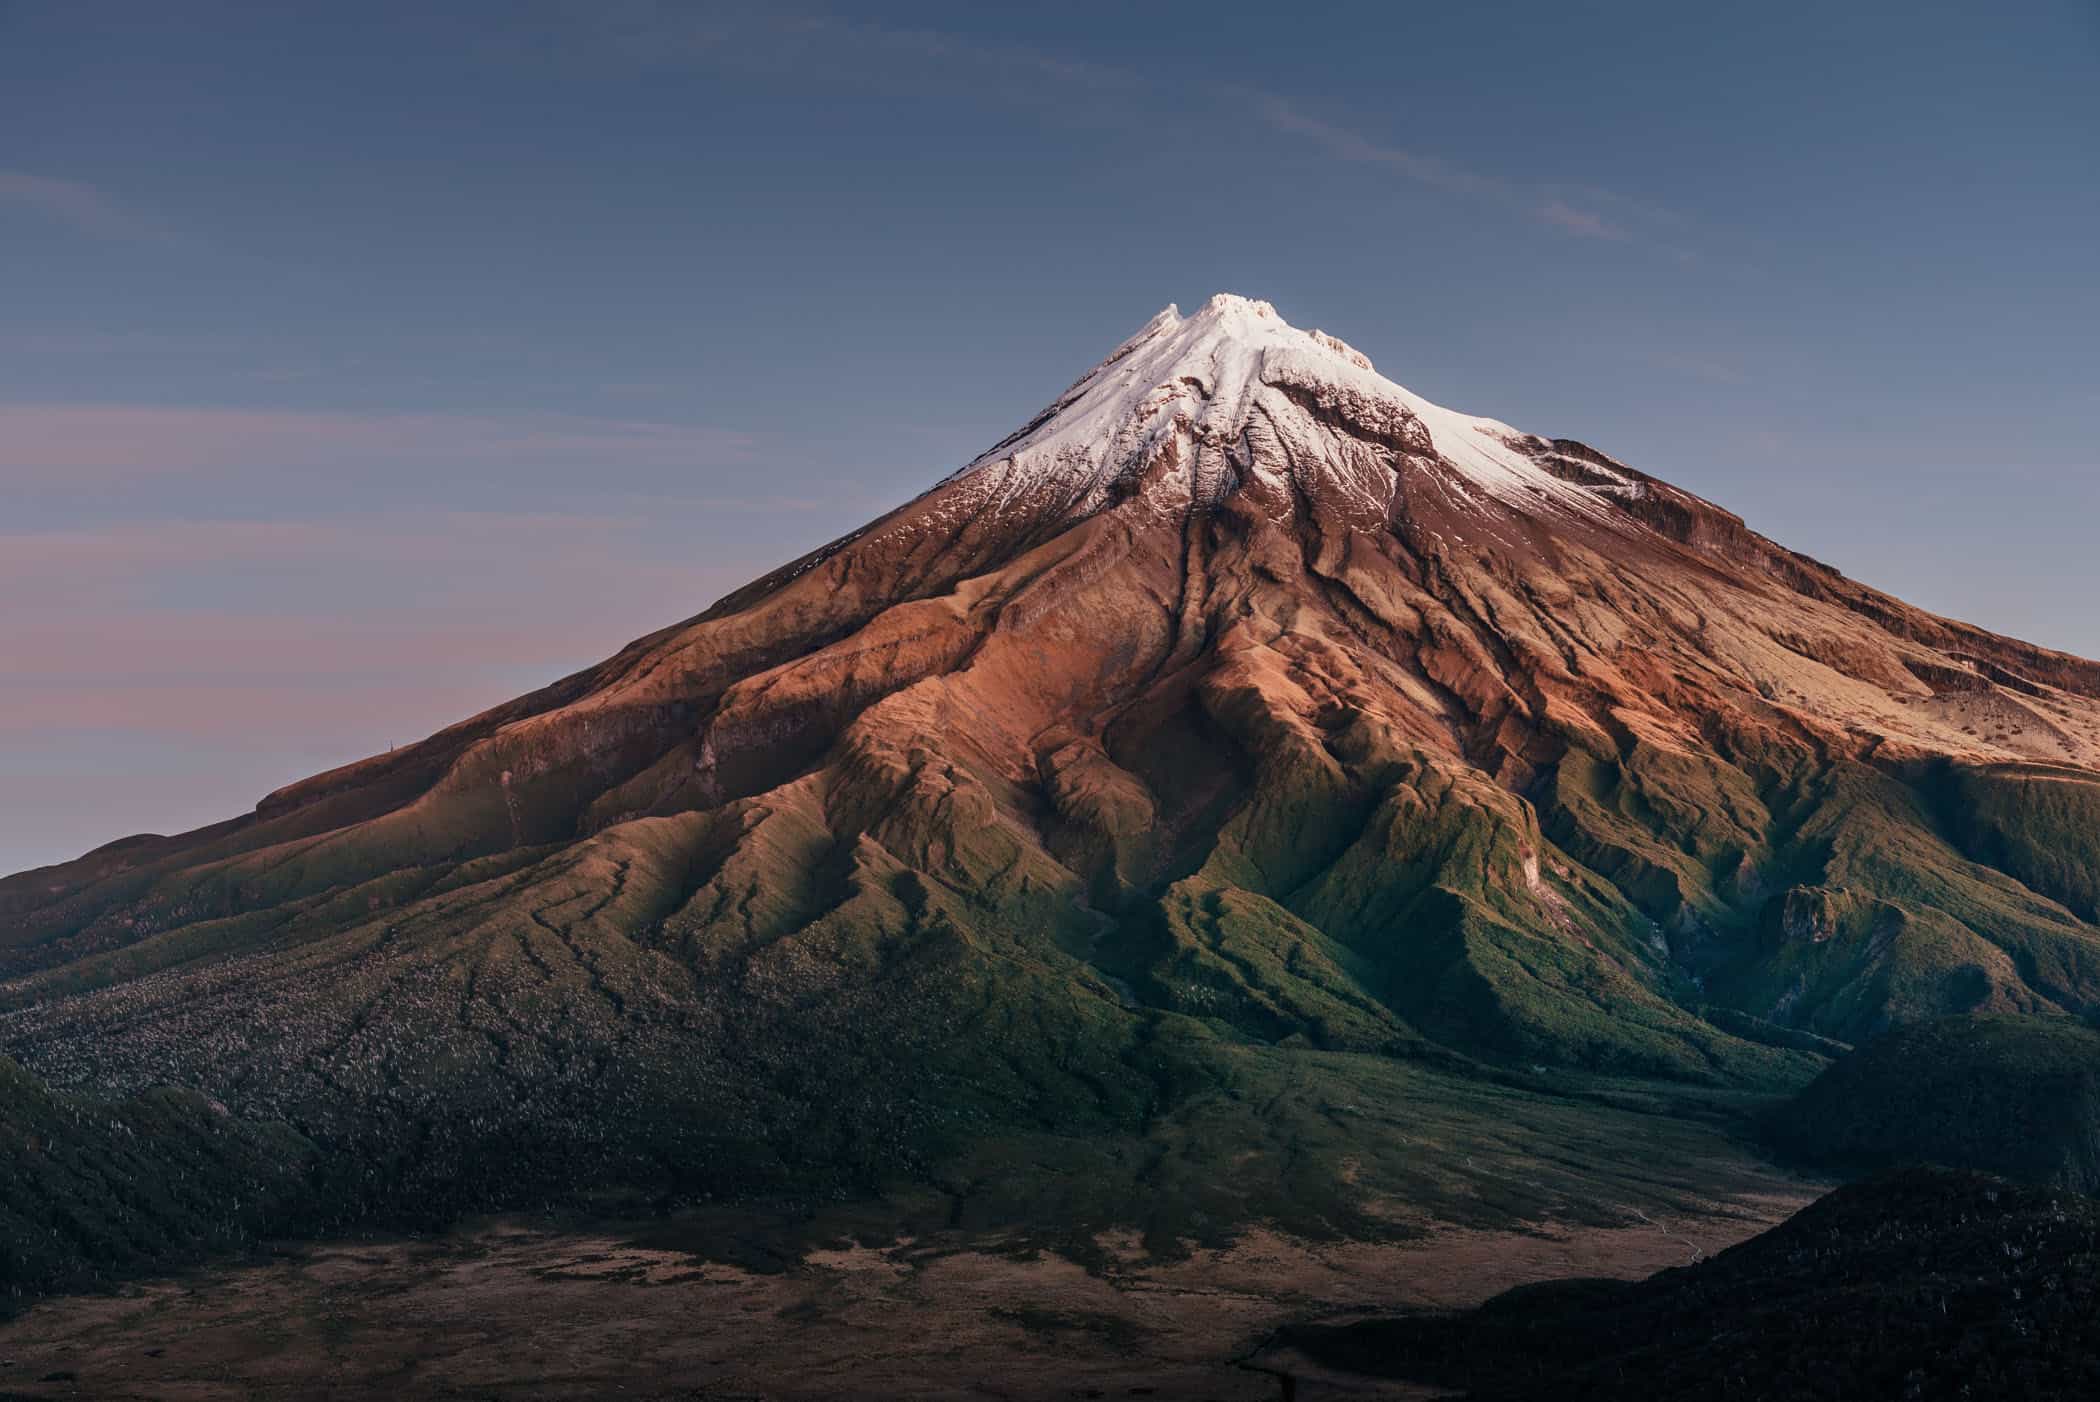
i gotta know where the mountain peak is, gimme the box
[1170,292,1375,373]
[947,292,1621,530]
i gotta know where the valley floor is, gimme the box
[0,1185,1818,1401]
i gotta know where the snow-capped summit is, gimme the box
[950,292,1620,526]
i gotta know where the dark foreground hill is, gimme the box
[1287,1166,2100,1401]
[0,1057,312,1306]
[1771,1014,2100,1191]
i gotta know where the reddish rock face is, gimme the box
[6,294,2100,1196]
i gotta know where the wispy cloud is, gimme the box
[1256,96,1655,247]
[534,5,1689,254]
[769,12,1142,99]
[0,512,758,742]
[0,403,757,483]
[1539,200,1627,241]
[1642,348,1752,387]
[0,170,166,242]
[0,514,630,589]
[520,1,1143,128]
[0,329,241,356]
[1254,96,1507,202]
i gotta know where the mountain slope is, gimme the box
[1772,1014,2100,1190]
[7,294,2100,1240]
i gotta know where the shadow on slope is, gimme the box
[0,1039,1809,1317]
[1285,1167,2100,1401]
[0,1057,314,1310]
[1768,1013,2100,1191]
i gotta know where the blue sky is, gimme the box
[3,0,2097,875]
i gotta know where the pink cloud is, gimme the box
[1642,348,1752,387]
[1257,97,1506,201]
[1,766,312,873]
[0,514,643,585]
[0,676,540,745]
[1255,100,1696,255]
[1538,200,1626,241]
[0,513,764,743]
[0,170,162,241]
[0,404,756,482]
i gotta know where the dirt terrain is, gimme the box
[0,1183,1816,1401]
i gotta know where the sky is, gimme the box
[3,0,2097,876]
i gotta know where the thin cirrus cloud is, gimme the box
[0,402,757,484]
[569,1,1142,105]
[0,512,758,742]
[0,513,677,593]
[0,509,799,871]
[545,4,1667,253]
[1641,347,1752,387]
[1538,200,1628,242]
[0,169,167,242]
[1253,95,1508,201]
[1255,96,1648,247]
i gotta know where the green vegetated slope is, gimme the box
[1287,1166,2100,1401]
[0,1057,314,1310]
[0,721,1829,1306]
[1771,1014,2100,1191]
[12,655,2100,1303]
[0,712,1818,1174]
[1546,744,2100,1046]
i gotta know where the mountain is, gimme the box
[9,293,2100,1268]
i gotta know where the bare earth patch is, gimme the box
[0,1186,1819,1401]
